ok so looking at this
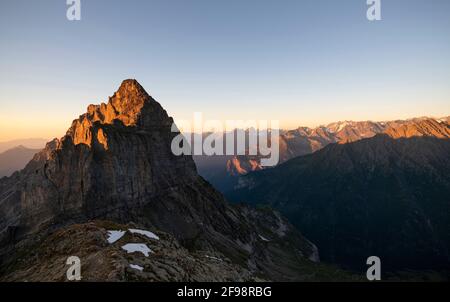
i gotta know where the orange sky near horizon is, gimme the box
[1,105,449,143]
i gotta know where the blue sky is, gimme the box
[0,0,449,140]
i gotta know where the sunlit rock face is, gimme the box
[383,118,450,139]
[0,79,196,237]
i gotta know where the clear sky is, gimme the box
[1,0,449,141]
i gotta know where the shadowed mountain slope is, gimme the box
[0,146,41,178]
[228,135,450,272]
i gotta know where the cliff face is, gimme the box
[1,80,197,235]
[0,80,324,281]
[384,118,450,139]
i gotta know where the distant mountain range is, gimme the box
[227,125,450,272]
[0,138,47,154]
[0,146,41,178]
[3,118,447,185]
[194,116,450,192]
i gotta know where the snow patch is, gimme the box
[107,230,126,244]
[121,243,153,257]
[129,264,144,271]
[205,255,223,262]
[336,121,350,132]
[129,228,160,240]
[259,235,270,242]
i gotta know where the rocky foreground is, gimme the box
[1,220,356,282]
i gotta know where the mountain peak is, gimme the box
[116,79,148,96]
[111,79,151,111]
[13,145,27,150]
[67,81,172,148]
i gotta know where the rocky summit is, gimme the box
[0,79,346,281]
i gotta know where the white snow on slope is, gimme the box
[107,230,126,244]
[129,264,144,271]
[129,228,160,240]
[205,255,223,262]
[259,235,270,242]
[121,243,153,257]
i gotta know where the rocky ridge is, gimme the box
[196,116,450,192]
